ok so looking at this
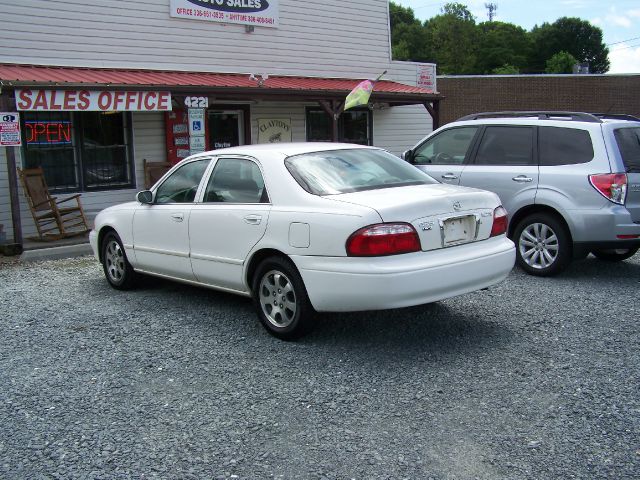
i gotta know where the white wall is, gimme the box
[0,0,397,80]
[373,105,432,156]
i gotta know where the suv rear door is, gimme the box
[457,125,538,218]
[410,126,480,185]
[613,126,640,223]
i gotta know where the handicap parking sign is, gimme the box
[188,108,205,137]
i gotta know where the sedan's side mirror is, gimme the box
[136,190,153,204]
[402,150,414,163]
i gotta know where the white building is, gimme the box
[0,0,440,244]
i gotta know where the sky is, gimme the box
[394,0,640,73]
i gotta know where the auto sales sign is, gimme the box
[170,0,279,28]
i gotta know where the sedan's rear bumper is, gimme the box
[291,236,515,312]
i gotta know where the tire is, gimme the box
[101,231,137,290]
[513,213,572,277]
[252,256,315,340]
[591,247,639,262]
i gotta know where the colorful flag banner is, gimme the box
[344,71,387,111]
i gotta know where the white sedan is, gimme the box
[90,143,515,339]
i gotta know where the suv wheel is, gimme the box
[513,213,572,276]
[591,247,639,262]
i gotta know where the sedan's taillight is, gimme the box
[346,223,421,256]
[490,206,508,237]
[589,173,627,205]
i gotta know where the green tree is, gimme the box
[424,2,479,74]
[442,2,475,21]
[389,2,432,62]
[492,64,520,74]
[545,51,578,73]
[476,21,531,74]
[529,17,609,73]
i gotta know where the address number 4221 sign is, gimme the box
[184,96,209,108]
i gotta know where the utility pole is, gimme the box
[485,3,497,21]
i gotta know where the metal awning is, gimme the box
[0,63,441,107]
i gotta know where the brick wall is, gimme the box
[437,75,640,125]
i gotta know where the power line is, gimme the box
[611,41,640,51]
[607,36,640,46]
[408,2,446,11]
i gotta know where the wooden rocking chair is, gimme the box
[143,159,173,189]
[17,167,90,241]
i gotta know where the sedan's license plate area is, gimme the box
[441,215,476,246]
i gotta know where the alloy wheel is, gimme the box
[105,239,126,283]
[518,222,559,270]
[258,269,297,328]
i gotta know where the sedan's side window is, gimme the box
[204,158,268,203]
[413,127,478,165]
[155,159,210,204]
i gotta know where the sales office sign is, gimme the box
[170,0,279,28]
[15,89,172,112]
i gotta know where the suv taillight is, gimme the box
[589,173,627,205]
[346,223,421,256]
[490,206,508,237]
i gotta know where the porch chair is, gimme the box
[17,167,90,241]
[143,159,173,189]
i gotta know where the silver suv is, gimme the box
[403,111,640,276]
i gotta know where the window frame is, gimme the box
[153,157,212,205]
[613,126,640,173]
[413,126,481,165]
[538,126,594,167]
[469,125,537,167]
[21,111,136,193]
[304,106,373,145]
[202,156,269,204]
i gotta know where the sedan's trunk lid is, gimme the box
[330,184,502,251]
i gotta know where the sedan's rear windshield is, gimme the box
[285,148,437,195]
[614,127,640,173]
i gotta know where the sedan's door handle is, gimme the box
[244,214,262,225]
[512,175,533,183]
[170,213,184,222]
[441,173,459,180]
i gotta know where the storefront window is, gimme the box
[341,110,370,144]
[80,112,132,189]
[305,107,372,145]
[22,111,134,192]
[306,110,332,142]
[22,112,78,190]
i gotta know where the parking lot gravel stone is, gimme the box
[0,254,639,479]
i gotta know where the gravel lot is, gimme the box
[1,253,639,479]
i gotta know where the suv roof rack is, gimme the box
[591,113,640,122]
[457,111,602,123]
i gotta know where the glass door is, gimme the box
[209,110,244,150]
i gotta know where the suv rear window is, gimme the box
[614,127,640,173]
[539,127,594,166]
